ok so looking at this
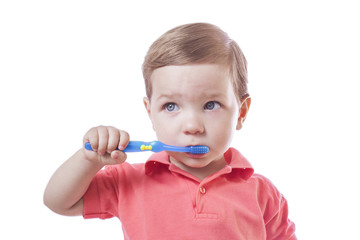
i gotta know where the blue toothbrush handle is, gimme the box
[84,142,94,151]
[84,141,161,152]
[84,141,209,154]
[123,141,160,152]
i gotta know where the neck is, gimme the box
[169,156,227,181]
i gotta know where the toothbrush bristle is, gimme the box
[189,145,209,154]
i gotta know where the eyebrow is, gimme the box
[156,92,227,101]
[155,93,181,101]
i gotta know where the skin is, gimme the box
[43,63,251,216]
[144,64,251,180]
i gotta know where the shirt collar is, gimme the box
[145,147,254,180]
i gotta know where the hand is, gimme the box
[83,126,129,165]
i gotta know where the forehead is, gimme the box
[150,64,234,100]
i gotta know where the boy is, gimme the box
[44,23,296,239]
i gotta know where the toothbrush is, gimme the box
[84,141,209,154]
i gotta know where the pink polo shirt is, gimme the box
[83,148,296,239]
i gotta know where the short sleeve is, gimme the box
[265,194,297,240]
[254,174,297,240]
[83,165,120,219]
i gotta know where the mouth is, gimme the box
[186,144,209,154]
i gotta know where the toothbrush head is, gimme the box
[188,145,209,154]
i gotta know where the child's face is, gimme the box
[144,64,248,172]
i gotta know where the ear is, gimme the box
[236,96,251,130]
[143,97,151,118]
[143,97,156,131]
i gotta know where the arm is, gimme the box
[43,126,129,216]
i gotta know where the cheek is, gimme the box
[207,113,237,147]
[211,125,234,146]
[151,114,177,142]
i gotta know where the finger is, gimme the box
[97,126,109,155]
[110,150,127,164]
[107,126,121,153]
[95,150,127,165]
[84,127,99,151]
[83,147,126,165]
[118,130,130,151]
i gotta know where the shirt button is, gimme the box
[199,187,206,194]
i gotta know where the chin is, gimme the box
[169,153,208,166]
[185,152,207,159]
[184,157,212,168]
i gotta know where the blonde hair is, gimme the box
[142,23,248,102]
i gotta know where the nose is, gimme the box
[181,111,205,135]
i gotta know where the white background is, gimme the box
[1,1,359,239]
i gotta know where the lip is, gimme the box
[185,152,207,158]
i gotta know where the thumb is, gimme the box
[83,148,127,165]
[108,150,127,165]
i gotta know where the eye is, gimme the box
[164,102,179,112]
[204,101,220,110]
